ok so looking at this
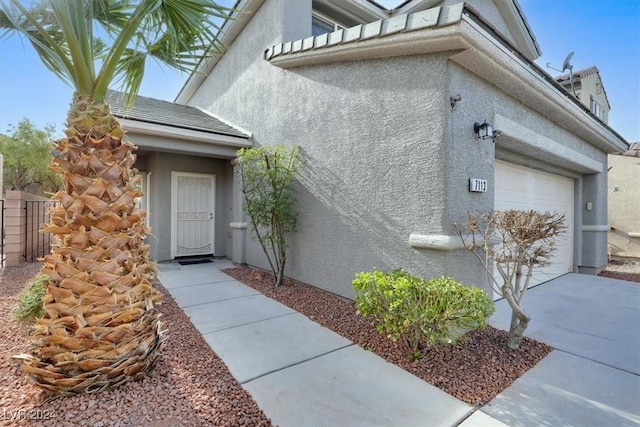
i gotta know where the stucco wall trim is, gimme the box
[268,26,464,67]
[582,225,610,232]
[409,233,482,251]
[494,115,603,173]
[230,222,248,229]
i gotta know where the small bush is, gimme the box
[352,269,494,358]
[13,274,47,322]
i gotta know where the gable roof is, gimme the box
[622,142,640,157]
[556,66,599,82]
[264,3,538,66]
[106,90,249,139]
[555,66,611,109]
[176,0,540,104]
[263,3,627,154]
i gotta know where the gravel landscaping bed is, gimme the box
[222,266,552,406]
[1,263,271,427]
[599,257,640,283]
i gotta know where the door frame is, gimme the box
[170,171,216,259]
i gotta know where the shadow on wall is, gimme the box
[296,149,408,269]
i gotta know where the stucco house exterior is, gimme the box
[608,143,640,259]
[552,67,639,259]
[556,66,611,124]
[105,91,252,262]
[119,0,628,298]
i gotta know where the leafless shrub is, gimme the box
[456,210,566,349]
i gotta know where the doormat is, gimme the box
[178,259,213,266]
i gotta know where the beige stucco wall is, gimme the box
[567,73,609,124]
[608,154,640,258]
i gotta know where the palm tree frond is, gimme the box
[48,0,95,94]
[92,0,133,37]
[1,1,79,87]
[113,48,147,107]
[93,0,159,102]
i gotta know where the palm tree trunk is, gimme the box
[19,94,164,395]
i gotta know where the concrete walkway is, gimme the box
[477,273,640,427]
[158,259,474,427]
[158,262,640,427]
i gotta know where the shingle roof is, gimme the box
[106,90,249,138]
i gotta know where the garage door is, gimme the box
[494,160,574,287]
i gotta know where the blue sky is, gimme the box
[0,0,638,142]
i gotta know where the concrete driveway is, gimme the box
[477,273,640,427]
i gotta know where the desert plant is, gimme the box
[0,119,61,196]
[236,145,301,288]
[13,275,48,322]
[1,0,230,395]
[457,210,565,349]
[352,269,494,359]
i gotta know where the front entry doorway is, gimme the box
[171,172,216,258]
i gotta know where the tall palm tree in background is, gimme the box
[0,0,229,395]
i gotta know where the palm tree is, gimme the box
[1,0,230,396]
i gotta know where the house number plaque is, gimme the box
[469,178,488,193]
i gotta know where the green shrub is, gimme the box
[13,274,47,322]
[352,269,494,358]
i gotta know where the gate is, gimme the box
[24,200,57,262]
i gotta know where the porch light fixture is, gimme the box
[474,120,493,140]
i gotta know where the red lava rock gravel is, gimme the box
[1,263,271,427]
[599,258,640,283]
[223,266,552,406]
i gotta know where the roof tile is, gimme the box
[382,13,408,35]
[343,25,363,43]
[406,7,441,31]
[362,20,383,40]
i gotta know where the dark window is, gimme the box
[312,14,341,36]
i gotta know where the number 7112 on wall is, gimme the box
[469,178,488,193]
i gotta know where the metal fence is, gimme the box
[1,199,4,268]
[24,200,57,262]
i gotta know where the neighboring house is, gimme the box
[120,0,628,298]
[608,143,640,258]
[556,66,611,124]
[553,67,639,259]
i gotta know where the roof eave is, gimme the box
[456,13,626,154]
[119,118,251,148]
[493,0,540,60]
[176,0,266,104]
[266,8,627,155]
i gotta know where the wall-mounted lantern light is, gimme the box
[474,120,493,140]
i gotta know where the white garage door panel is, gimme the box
[495,161,574,287]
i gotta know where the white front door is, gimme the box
[171,172,215,258]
